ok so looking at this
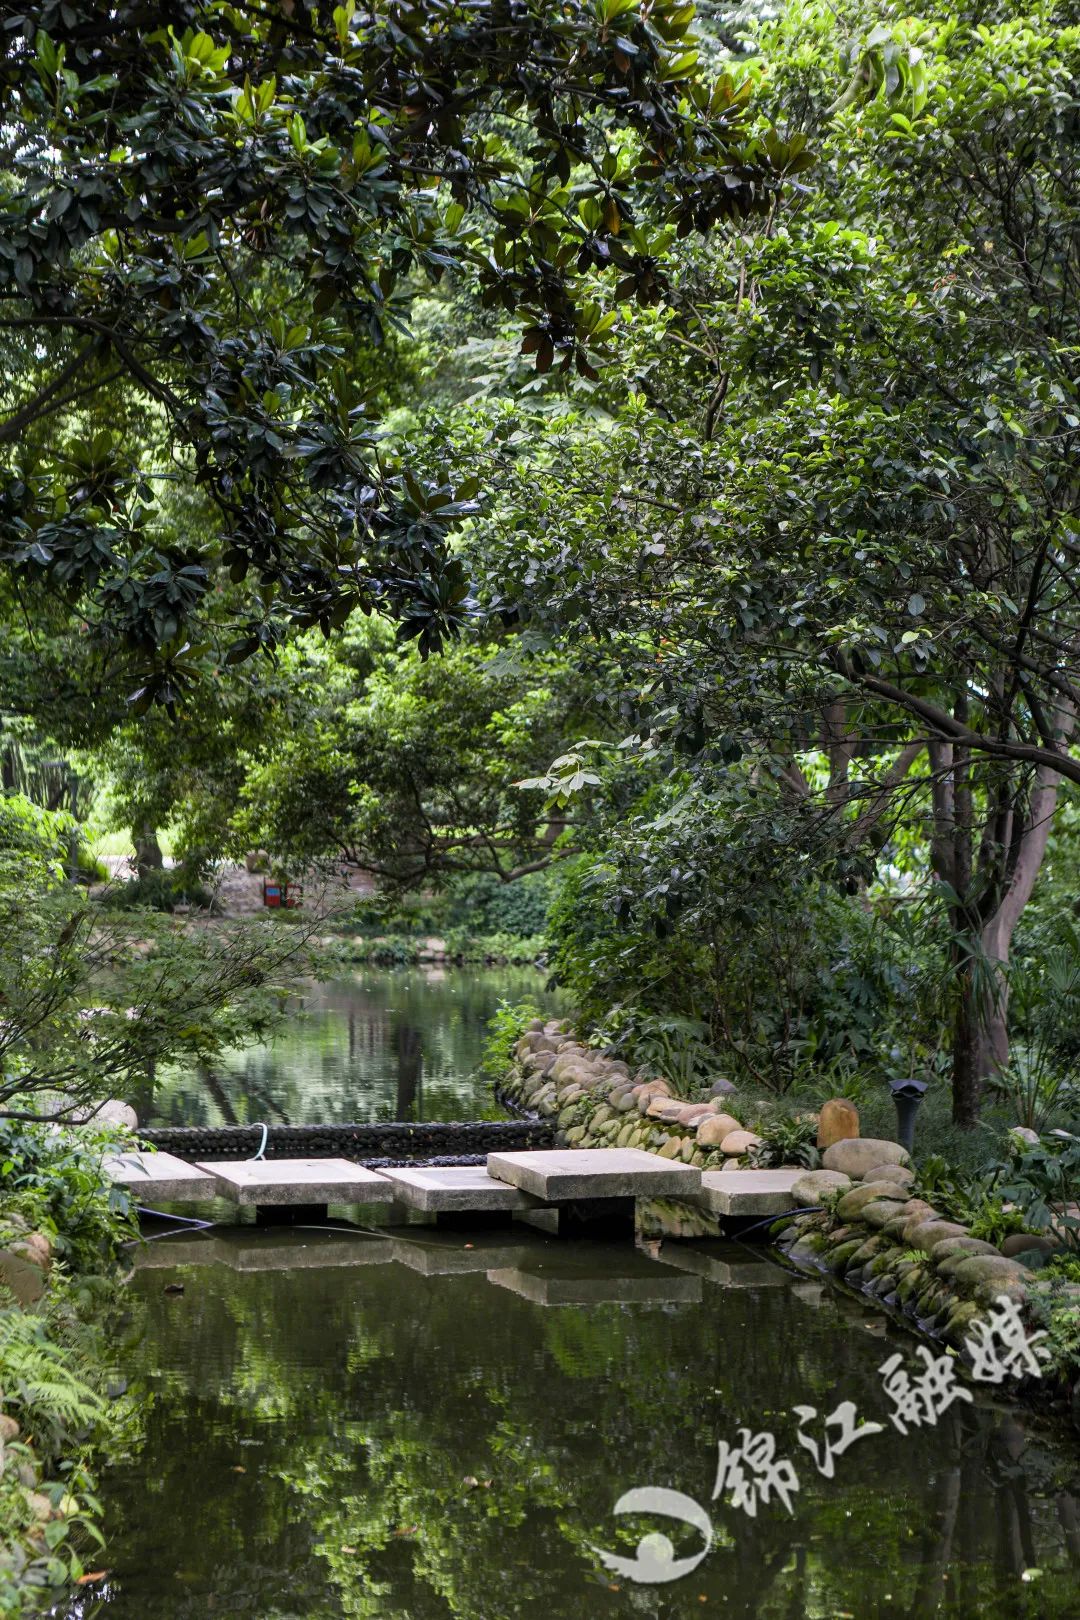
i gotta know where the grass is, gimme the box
[84,827,177,861]
[707,1075,1023,1177]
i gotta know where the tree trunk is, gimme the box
[135,821,164,875]
[975,767,1062,1079]
[951,951,982,1128]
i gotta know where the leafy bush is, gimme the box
[966,1202,1031,1246]
[910,1154,982,1225]
[99,865,213,912]
[0,1122,136,1272]
[441,869,557,939]
[481,1000,543,1078]
[748,1115,821,1171]
[586,1008,713,1096]
[989,1131,1080,1250]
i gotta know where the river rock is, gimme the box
[646,1098,688,1122]
[550,1055,598,1087]
[695,1113,742,1147]
[904,1218,967,1251]
[0,1249,46,1306]
[709,1078,737,1097]
[0,1414,19,1443]
[862,1198,913,1231]
[862,1164,915,1189]
[1000,1232,1058,1259]
[822,1138,910,1179]
[929,1236,1001,1262]
[937,1253,1030,1292]
[835,1183,909,1221]
[522,1050,556,1077]
[720,1130,762,1156]
[791,1169,852,1204]
[816,1097,860,1149]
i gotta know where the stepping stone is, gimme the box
[102,1150,214,1203]
[380,1165,539,1213]
[194,1157,393,1206]
[486,1147,701,1202]
[690,1168,802,1219]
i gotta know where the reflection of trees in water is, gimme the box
[146,967,559,1127]
[86,1259,1080,1620]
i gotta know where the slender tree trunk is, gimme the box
[952,952,982,1129]
[973,768,1062,1077]
[135,820,164,875]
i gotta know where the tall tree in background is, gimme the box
[467,0,1080,1123]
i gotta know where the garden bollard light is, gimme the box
[889,1079,927,1155]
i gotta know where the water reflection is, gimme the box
[142,967,559,1127]
[66,1234,1080,1618]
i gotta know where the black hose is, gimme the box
[732,1203,824,1241]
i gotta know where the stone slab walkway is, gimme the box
[194,1157,395,1206]
[486,1147,701,1201]
[690,1168,803,1218]
[102,1150,215,1203]
[380,1165,539,1213]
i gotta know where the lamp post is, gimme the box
[889,1078,927,1155]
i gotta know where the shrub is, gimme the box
[100,866,213,912]
[748,1115,821,1171]
[481,1000,543,1078]
[0,1121,136,1271]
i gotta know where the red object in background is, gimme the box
[262,879,302,909]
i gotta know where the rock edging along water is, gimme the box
[773,1140,1080,1387]
[500,1019,767,1169]
[138,1119,555,1163]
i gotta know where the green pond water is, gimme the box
[66,968,1080,1616]
[63,1226,1080,1619]
[140,966,558,1127]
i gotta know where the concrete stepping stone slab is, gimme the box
[691,1168,803,1219]
[486,1147,701,1201]
[194,1157,393,1206]
[102,1150,214,1203]
[379,1165,540,1213]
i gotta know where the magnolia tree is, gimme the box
[0,0,801,707]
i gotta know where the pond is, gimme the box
[64,1226,1080,1619]
[139,967,559,1128]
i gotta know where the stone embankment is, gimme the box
[502,1020,767,1172]
[777,1142,1080,1360]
